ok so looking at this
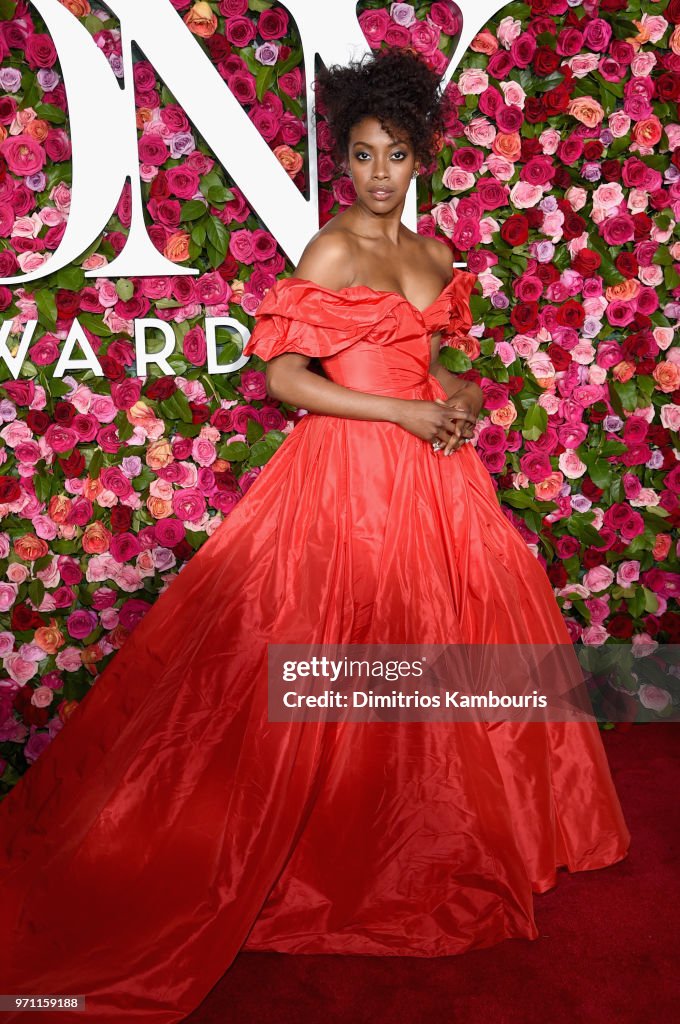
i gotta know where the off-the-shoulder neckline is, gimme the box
[273,268,470,318]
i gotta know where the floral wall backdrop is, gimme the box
[0,0,678,791]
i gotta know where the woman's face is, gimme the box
[345,116,417,211]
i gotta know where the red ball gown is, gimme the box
[0,271,630,1022]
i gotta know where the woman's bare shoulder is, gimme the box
[293,228,356,291]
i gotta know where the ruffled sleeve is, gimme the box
[440,270,477,342]
[243,278,401,362]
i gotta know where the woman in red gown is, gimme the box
[0,48,629,1023]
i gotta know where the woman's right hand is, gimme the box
[391,398,477,446]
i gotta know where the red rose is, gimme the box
[584,141,604,160]
[547,343,571,371]
[581,478,604,502]
[547,563,568,587]
[0,476,21,503]
[110,506,133,533]
[26,410,50,435]
[557,300,585,329]
[53,401,76,425]
[562,212,587,241]
[572,249,601,275]
[535,263,560,286]
[543,84,572,115]
[656,73,680,101]
[57,449,85,479]
[56,290,81,319]
[606,613,635,639]
[524,97,546,123]
[601,159,622,182]
[632,212,653,239]
[500,214,529,246]
[525,207,543,229]
[616,252,639,278]
[146,376,177,400]
[149,170,170,200]
[532,46,560,75]
[511,301,539,331]
[658,612,680,642]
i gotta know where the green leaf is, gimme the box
[35,102,66,125]
[115,279,134,301]
[55,266,85,291]
[439,347,472,373]
[34,290,58,330]
[88,448,104,480]
[246,416,264,444]
[78,313,112,337]
[180,200,209,222]
[611,378,637,412]
[207,185,232,205]
[222,441,249,462]
[587,459,612,489]
[0,0,17,19]
[255,64,276,103]
[522,401,548,439]
[28,579,45,609]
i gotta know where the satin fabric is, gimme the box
[0,272,630,1023]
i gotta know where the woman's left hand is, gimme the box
[434,384,484,456]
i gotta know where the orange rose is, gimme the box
[128,401,163,435]
[653,361,680,393]
[605,280,639,302]
[535,472,564,502]
[671,25,680,55]
[470,28,498,55]
[612,360,636,383]
[59,0,91,15]
[652,534,671,560]
[146,496,173,519]
[444,334,480,361]
[273,144,303,178]
[83,476,104,502]
[81,642,106,672]
[14,534,49,561]
[229,279,245,304]
[82,521,111,554]
[48,494,72,524]
[146,438,174,471]
[632,117,662,147]
[35,620,66,655]
[24,119,49,142]
[489,402,517,428]
[492,132,521,161]
[184,2,218,38]
[164,231,191,263]
[136,108,154,131]
[567,97,605,128]
[59,699,81,723]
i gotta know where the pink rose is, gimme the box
[1,136,45,175]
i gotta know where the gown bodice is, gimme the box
[243,270,477,398]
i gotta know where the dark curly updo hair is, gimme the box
[314,47,451,173]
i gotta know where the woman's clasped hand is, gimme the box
[394,382,484,457]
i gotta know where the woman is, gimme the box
[0,48,630,1024]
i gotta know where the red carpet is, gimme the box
[187,723,679,1024]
